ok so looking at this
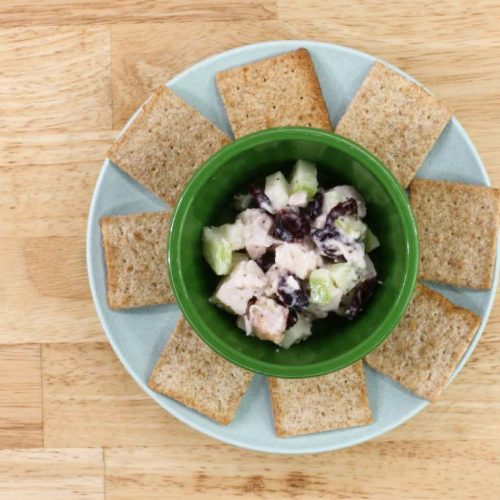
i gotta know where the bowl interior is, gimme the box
[169,128,418,377]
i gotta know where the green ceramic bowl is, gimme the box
[168,127,419,378]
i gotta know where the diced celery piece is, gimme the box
[202,227,232,275]
[335,215,367,240]
[280,315,312,349]
[219,219,245,250]
[309,268,336,305]
[364,227,380,252]
[329,262,360,294]
[289,160,318,201]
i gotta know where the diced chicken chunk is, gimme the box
[237,208,276,259]
[263,264,282,297]
[275,242,320,279]
[213,260,267,315]
[247,297,288,344]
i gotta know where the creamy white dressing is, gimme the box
[237,208,276,259]
[205,166,378,348]
[275,242,320,279]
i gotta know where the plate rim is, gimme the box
[87,39,498,454]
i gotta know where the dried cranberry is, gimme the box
[310,227,346,261]
[245,297,257,314]
[286,308,298,329]
[277,275,309,311]
[325,198,358,229]
[322,254,347,264]
[255,249,275,272]
[274,207,310,242]
[249,185,273,213]
[306,191,323,221]
[344,277,377,319]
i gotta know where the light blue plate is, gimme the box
[87,40,498,454]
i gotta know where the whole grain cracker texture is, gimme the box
[108,86,230,206]
[216,48,332,138]
[365,284,480,401]
[148,317,253,425]
[268,361,372,437]
[100,211,175,309]
[410,179,500,289]
[336,62,451,188]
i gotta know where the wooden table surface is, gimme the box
[1,1,500,498]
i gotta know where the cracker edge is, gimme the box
[336,62,452,188]
[99,212,174,310]
[268,362,372,438]
[107,86,165,164]
[410,180,500,289]
[216,48,333,137]
[365,284,481,402]
[147,319,253,426]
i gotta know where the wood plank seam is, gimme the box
[39,344,45,449]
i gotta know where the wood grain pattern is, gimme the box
[42,343,214,447]
[0,164,106,344]
[278,0,500,41]
[0,345,42,448]
[0,2,499,498]
[109,20,500,187]
[0,448,104,499]
[0,1,277,26]
[0,26,112,132]
[105,441,500,499]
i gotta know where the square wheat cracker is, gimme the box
[365,284,480,402]
[410,179,500,289]
[108,86,230,206]
[268,361,372,437]
[100,211,175,309]
[148,317,253,425]
[336,62,451,188]
[216,48,332,138]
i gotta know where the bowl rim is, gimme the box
[168,127,419,378]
